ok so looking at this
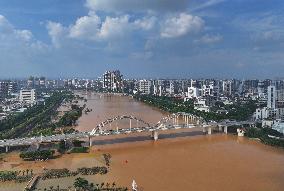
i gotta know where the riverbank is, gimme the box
[1,92,284,191]
[0,150,121,190]
[1,133,284,191]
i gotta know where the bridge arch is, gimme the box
[90,115,151,135]
[90,113,206,136]
[154,112,205,129]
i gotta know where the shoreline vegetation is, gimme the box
[0,169,33,183]
[0,91,71,139]
[245,127,284,148]
[133,94,258,122]
[1,91,283,189]
[20,150,55,161]
[0,90,87,140]
[133,94,284,148]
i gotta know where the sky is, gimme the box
[0,0,284,79]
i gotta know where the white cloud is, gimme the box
[85,0,188,13]
[69,12,101,40]
[98,15,131,39]
[15,30,33,42]
[0,15,48,76]
[195,34,222,44]
[134,16,156,30]
[0,14,34,43]
[161,13,204,38]
[53,12,157,43]
[0,14,40,46]
[0,15,13,33]
[46,21,65,48]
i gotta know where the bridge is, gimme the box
[0,112,255,152]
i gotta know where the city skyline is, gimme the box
[0,0,284,78]
[1,1,284,190]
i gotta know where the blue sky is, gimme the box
[0,0,284,79]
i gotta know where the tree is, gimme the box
[74,177,89,190]
[58,140,66,153]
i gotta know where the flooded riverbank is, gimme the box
[1,91,284,191]
[75,91,284,191]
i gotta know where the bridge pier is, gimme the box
[218,125,222,132]
[224,126,228,134]
[207,127,212,135]
[5,146,9,153]
[89,136,92,147]
[152,131,159,141]
[202,126,206,133]
[177,115,179,125]
[64,139,67,148]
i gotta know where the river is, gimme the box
[74,91,284,191]
[75,92,168,132]
[1,91,284,191]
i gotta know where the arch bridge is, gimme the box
[0,112,255,152]
[89,113,215,141]
[0,113,236,152]
[90,115,151,135]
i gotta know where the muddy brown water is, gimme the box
[0,91,283,191]
[75,92,284,191]
[75,92,168,132]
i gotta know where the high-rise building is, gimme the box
[39,77,46,88]
[8,81,17,94]
[277,89,284,108]
[169,80,175,95]
[222,80,232,97]
[187,87,199,99]
[0,81,9,99]
[19,89,36,104]
[138,80,151,94]
[103,70,123,92]
[267,85,276,109]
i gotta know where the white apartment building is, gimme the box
[138,80,151,94]
[255,107,270,120]
[169,80,174,95]
[222,80,232,96]
[187,87,200,99]
[201,84,214,96]
[153,84,162,96]
[194,98,210,112]
[19,89,36,104]
[254,86,284,132]
[272,120,284,134]
[103,70,123,92]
